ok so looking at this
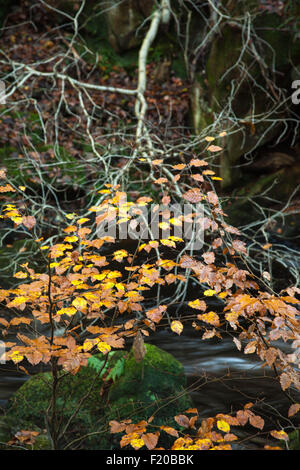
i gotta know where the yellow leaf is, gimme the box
[72,297,87,311]
[9,296,29,307]
[130,438,144,450]
[64,236,78,243]
[170,218,182,226]
[97,341,111,354]
[204,289,216,297]
[50,262,60,268]
[188,299,206,310]
[159,222,170,230]
[171,320,183,335]
[217,419,230,433]
[160,239,176,248]
[198,311,220,327]
[113,250,128,262]
[9,350,24,364]
[65,213,77,219]
[218,292,228,299]
[270,430,289,441]
[56,307,77,317]
[13,271,27,279]
[77,218,89,225]
[169,236,183,242]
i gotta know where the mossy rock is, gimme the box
[103,343,193,449]
[5,365,106,449]
[4,345,193,449]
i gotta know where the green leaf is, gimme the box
[106,357,125,382]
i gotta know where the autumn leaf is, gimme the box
[171,320,183,335]
[188,299,206,311]
[207,145,222,152]
[146,305,167,323]
[249,414,264,430]
[109,420,128,434]
[174,414,190,428]
[13,271,28,279]
[9,350,24,364]
[203,289,216,297]
[202,251,215,264]
[22,215,36,230]
[113,249,128,262]
[280,372,292,391]
[288,403,300,417]
[244,341,257,354]
[130,438,144,450]
[72,297,88,311]
[270,430,289,441]
[97,341,111,354]
[197,312,220,327]
[183,188,204,203]
[217,419,230,433]
[132,331,146,362]
[64,235,78,243]
[189,159,208,167]
[160,426,179,437]
[141,432,159,450]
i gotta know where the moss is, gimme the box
[4,345,192,449]
[106,343,193,428]
[286,429,300,450]
[5,365,105,449]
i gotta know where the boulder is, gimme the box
[3,344,193,449]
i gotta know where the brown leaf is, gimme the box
[207,191,219,206]
[202,251,215,264]
[109,420,128,434]
[236,410,249,426]
[174,414,190,428]
[288,403,300,417]
[244,341,257,354]
[141,432,159,450]
[183,188,203,203]
[280,372,292,391]
[189,159,208,167]
[249,414,264,430]
[146,305,166,323]
[160,425,179,437]
[232,239,247,254]
[207,145,223,152]
[22,215,36,230]
[264,347,277,367]
[132,331,146,362]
